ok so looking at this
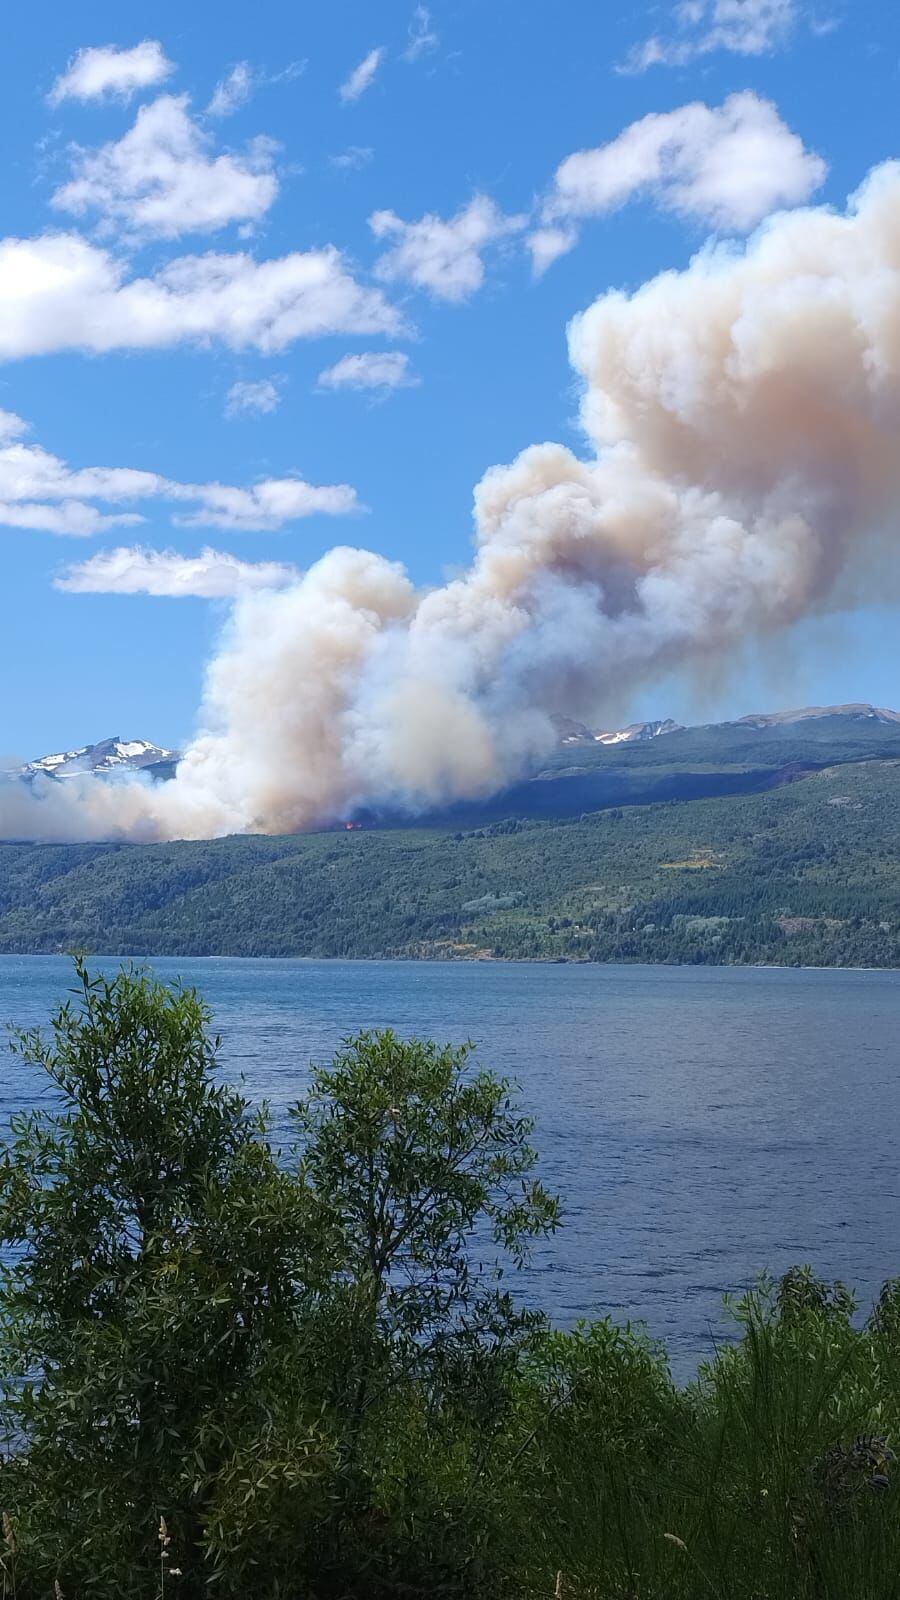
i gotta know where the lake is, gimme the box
[0,955,898,1377]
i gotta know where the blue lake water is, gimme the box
[0,955,898,1377]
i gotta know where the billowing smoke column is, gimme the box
[6,162,900,842]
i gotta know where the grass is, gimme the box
[511,1272,900,1599]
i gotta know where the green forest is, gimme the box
[3,961,900,1599]
[1,757,899,966]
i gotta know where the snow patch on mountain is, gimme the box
[552,715,683,746]
[553,705,900,749]
[21,738,179,782]
[593,719,682,745]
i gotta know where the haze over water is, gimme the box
[1,956,897,1377]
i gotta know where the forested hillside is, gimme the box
[371,707,900,825]
[1,758,898,965]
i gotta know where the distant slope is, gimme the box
[9,708,900,833]
[1,758,898,966]
[539,704,900,774]
[370,705,900,828]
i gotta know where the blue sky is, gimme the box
[2,0,899,759]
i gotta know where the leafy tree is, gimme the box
[289,1030,560,1585]
[0,967,559,1598]
[9,961,900,1600]
[0,958,317,1596]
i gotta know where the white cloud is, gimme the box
[0,501,143,536]
[0,411,360,535]
[404,7,439,62]
[207,62,255,118]
[0,410,29,443]
[317,351,418,392]
[330,146,374,172]
[622,0,799,71]
[206,59,306,117]
[526,226,579,275]
[531,93,825,269]
[52,94,279,239]
[56,545,301,597]
[370,195,527,302]
[0,233,402,359]
[340,47,385,104]
[225,377,282,416]
[49,41,174,106]
[175,479,359,531]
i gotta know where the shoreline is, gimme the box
[1,950,898,974]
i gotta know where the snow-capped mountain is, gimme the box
[554,715,683,746]
[593,718,683,746]
[13,705,900,791]
[554,704,900,749]
[21,737,179,782]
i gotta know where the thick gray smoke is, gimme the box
[6,162,900,842]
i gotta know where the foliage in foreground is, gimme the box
[1,964,900,1598]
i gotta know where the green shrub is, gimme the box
[0,964,558,1598]
[2,962,900,1599]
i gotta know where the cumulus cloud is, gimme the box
[48,40,175,105]
[52,94,279,239]
[10,161,900,843]
[0,410,29,443]
[622,0,800,71]
[404,7,439,62]
[0,232,402,359]
[56,545,301,597]
[340,47,385,104]
[530,93,825,269]
[527,226,580,276]
[0,502,142,536]
[175,479,359,532]
[224,377,283,416]
[371,195,527,302]
[0,411,359,535]
[317,351,418,392]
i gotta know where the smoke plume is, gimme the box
[6,163,900,842]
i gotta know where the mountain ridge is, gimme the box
[17,737,179,783]
[18,704,900,786]
[7,704,900,840]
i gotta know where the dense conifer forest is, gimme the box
[1,757,898,966]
